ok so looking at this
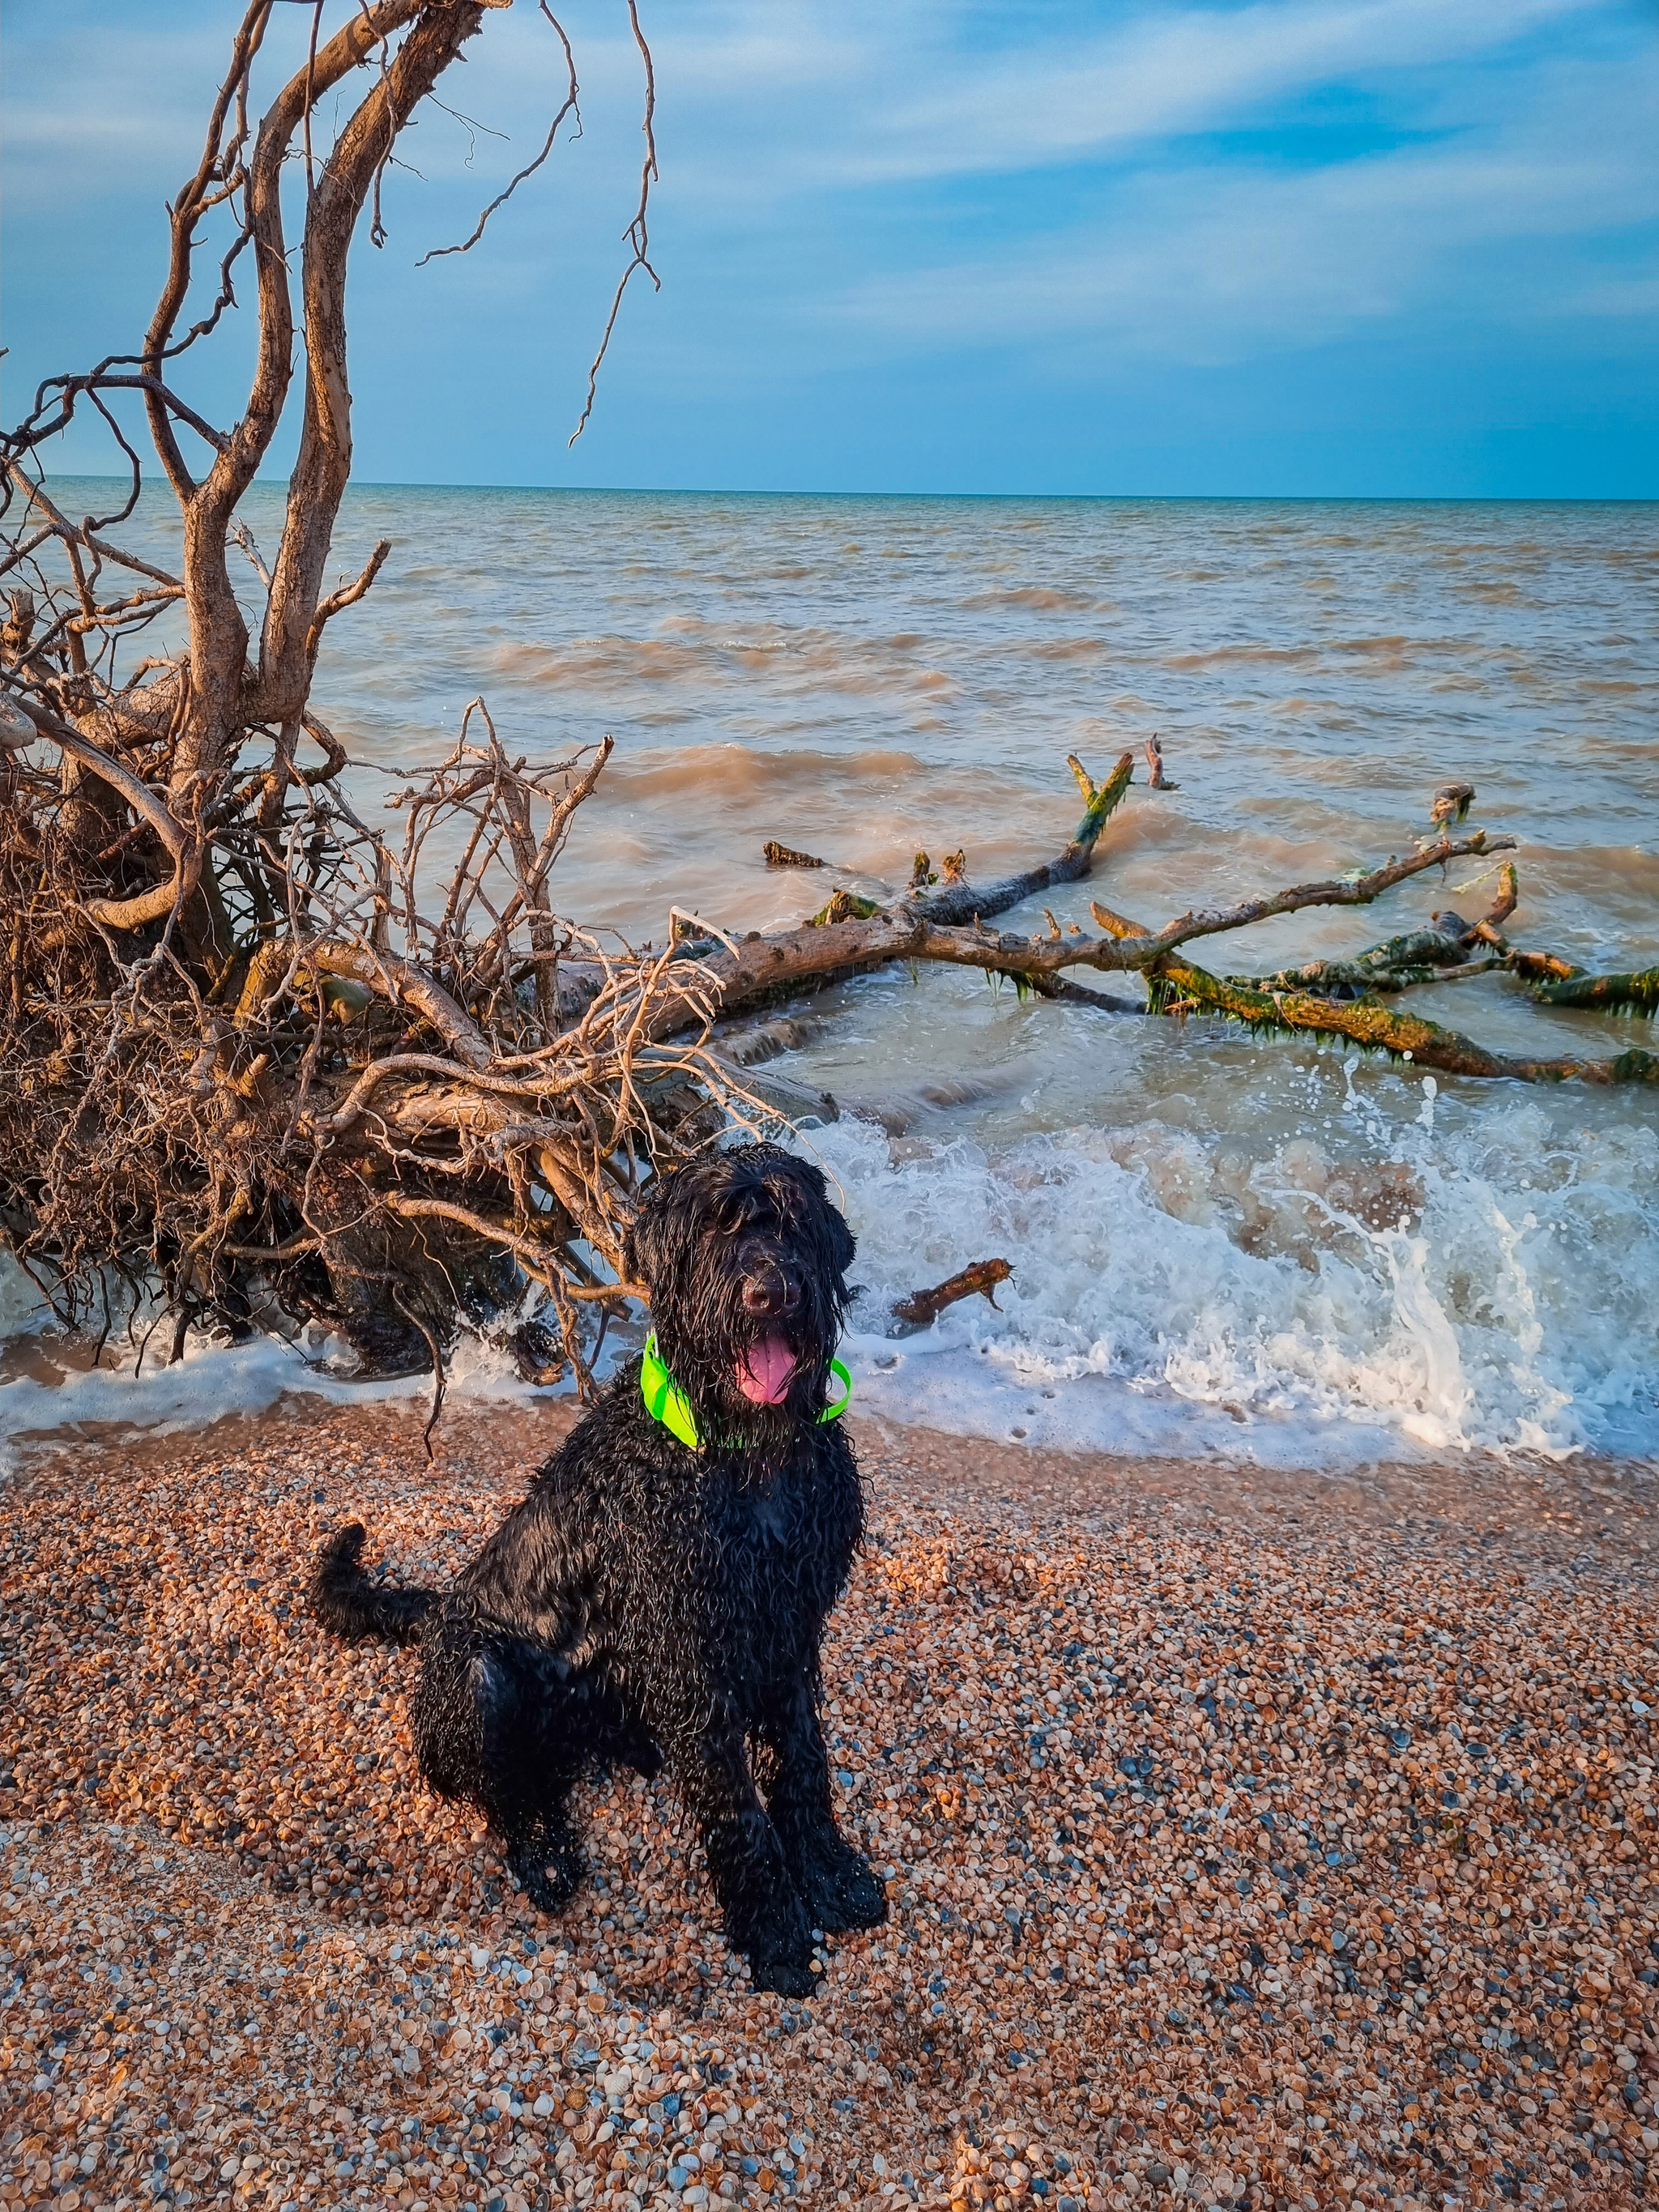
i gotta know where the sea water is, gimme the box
[4,486,1657,1468]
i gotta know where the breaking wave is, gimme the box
[811,1072,1659,1466]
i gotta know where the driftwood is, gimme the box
[917,751,1133,926]
[889,1259,1013,1335]
[661,807,1512,1034]
[1227,865,1520,999]
[667,777,1652,1086]
[2,11,1654,1405]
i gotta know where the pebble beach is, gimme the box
[2,1404,1657,2212]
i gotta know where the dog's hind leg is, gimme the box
[487,1663,589,1915]
[757,1676,887,1935]
[673,1722,817,1997]
[413,1621,586,1916]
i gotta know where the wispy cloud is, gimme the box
[827,39,1659,364]
[830,0,1603,185]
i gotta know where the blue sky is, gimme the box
[5,0,1657,496]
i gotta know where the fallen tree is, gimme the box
[666,779,1657,1086]
[2,5,1653,1400]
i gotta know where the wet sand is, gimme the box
[2,1403,1656,2212]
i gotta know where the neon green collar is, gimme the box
[641,1332,852,1451]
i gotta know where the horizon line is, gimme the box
[37,475,1659,505]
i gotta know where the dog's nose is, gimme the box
[741,1268,799,1317]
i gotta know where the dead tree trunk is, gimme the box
[0,2,674,1392]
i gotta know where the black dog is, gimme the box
[309,1143,885,1995]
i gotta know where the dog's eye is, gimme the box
[717,1200,783,1240]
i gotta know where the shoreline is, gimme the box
[6,1368,1657,1490]
[8,1387,1657,1586]
[2,1402,1655,2210]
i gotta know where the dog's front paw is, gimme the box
[812,1855,887,1934]
[725,1869,819,1996]
[794,1833,887,1933]
[508,1831,584,1916]
[747,1941,820,1999]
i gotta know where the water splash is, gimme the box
[811,1085,1659,1464]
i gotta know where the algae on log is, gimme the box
[1146,953,1659,1086]
[1531,968,1659,1015]
[1238,928,1487,999]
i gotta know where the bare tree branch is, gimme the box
[416,3,582,265]
[305,538,392,655]
[570,0,657,444]
[3,693,190,857]
[1086,829,1518,962]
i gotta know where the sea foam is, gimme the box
[807,1068,1659,1468]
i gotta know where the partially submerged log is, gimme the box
[1145,953,1658,1085]
[655,810,1517,1040]
[1532,967,1659,1015]
[1234,863,1522,999]
[645,782,1654,1097]
[915,751,1135,927]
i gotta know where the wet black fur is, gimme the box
[309,1143,885,1996]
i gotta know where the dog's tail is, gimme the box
[309,1523,436,1647]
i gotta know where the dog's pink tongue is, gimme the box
[737,1334,797,1406]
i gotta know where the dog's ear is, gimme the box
[622,1189,672,1292]
[828,1206,855,1281]
[788,1157,856,1281]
